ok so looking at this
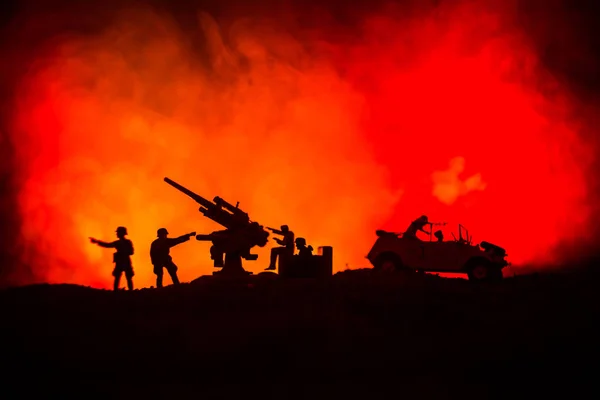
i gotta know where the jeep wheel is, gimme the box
[467,260,503,282]
[373,254,404,273]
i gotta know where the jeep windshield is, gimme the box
[432,224,470,243]
[459,224,470,243]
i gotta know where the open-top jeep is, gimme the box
[366,223,509,282]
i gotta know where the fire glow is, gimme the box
[8,1,595,288]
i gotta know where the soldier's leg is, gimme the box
[154,264,164,288]
[166,261,180,285]
[125,268,134,291]
[113,270,122,291]
[266,247,281,270]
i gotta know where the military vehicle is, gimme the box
[366,223,509,282]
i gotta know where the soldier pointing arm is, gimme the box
[150,228,195,288]
[89,226,135,291]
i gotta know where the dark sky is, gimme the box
[0,0,599,286]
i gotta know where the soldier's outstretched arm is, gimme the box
[167,232,196,248]
[419,225,431,234]
[94,240,117,248]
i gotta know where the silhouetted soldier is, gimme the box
[150,228,195,288]
[295,237,313,257]
[434,230,444,242]
[403,215,431,240]
[89,226,135,291]
[265,225,295,270]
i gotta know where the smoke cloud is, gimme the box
[432,157,486,205]
[2,0,599,288]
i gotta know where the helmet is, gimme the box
[419,215,429,223]
[281,225,289,232]
[116,226,127,235]
[157,228,168,237]
[295,237,306,246]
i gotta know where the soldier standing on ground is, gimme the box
[265,225,295,270]
[89,226,135,291]
[150,228,195,288]
[403,215,431,240]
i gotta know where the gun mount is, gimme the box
[164,177,270,276]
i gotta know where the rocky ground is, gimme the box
[1,267,599,398]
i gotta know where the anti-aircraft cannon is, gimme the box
[164,177,270,276]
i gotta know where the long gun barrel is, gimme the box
[164,178,215,210]
[195,234,215,241]
[214,196,249,220]
[164,177,249,229]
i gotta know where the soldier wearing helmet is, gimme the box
[295,237,313,257]
[89,226,135,291]
[403,215,431,240]
[265,225,295,271]
[150,228,196,288]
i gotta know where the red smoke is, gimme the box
[7,0,598,288]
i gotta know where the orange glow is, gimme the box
[9,2,597,288]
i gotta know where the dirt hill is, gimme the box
[2,268,598,398]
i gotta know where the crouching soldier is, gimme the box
[295,237,313,257]
[89,226,135,291]
[150,228,195,288]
